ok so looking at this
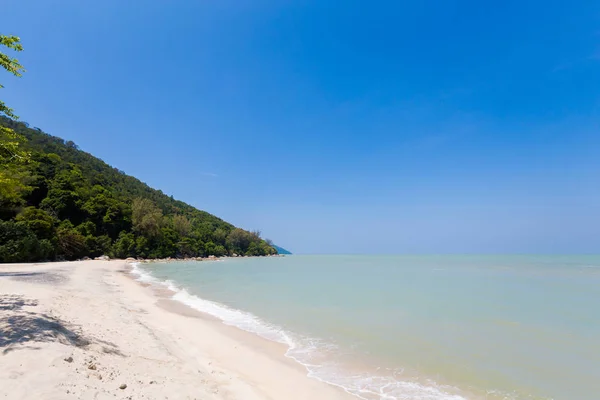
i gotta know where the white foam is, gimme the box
[172,287,293,344]
[129,262,160,284]
[129,263,469,400]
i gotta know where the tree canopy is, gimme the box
[0,34,30,214]
[0,34,25,119]
[0,117,278,262]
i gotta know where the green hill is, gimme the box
[0,116,277,262]
[272,245,292,255]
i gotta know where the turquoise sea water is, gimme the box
[132,255,600,400]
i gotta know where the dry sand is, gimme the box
[0,260,354,400]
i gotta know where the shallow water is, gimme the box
[133,255,600,400]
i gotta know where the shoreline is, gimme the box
[123,254,286,263]
[128,260,474,400]
[0,260,352,400]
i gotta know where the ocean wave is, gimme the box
[130,262,162,284]
[129,262,467,400]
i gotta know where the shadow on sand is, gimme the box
[0,271,67,285]
[0,294,122,356]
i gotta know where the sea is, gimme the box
[130,255,600,400]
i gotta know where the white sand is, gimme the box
[0,260,354,400]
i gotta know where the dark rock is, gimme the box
[119,384,127,390]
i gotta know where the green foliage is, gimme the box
[132,197,163,238]
[15,206,55,239]
[85,234,111,258]
[152,227,177,258]
[172,214,191,237]
[0,220,54,262]
[0,125,30,164]
[225,228,275,256]
[112,231,135,259]
[0,33,32,213]
[204,241,227,257]
[226,228,254,254]
[0,116,277,261]
[135,236,150,258]
[0,127,32,213]
[0,34,25,119]
[56,220,87,260]
[177,237,196,258]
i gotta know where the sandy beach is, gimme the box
[0,260,353,400]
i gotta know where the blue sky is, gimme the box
[3,0,600,253]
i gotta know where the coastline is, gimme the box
[134,259,475,400]
[0,260,352,400]
[122,254,285,263]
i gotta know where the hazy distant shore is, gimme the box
[0,260,350,400]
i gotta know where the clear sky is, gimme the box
[3,1,600,254]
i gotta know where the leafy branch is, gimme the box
[0,35,25,119]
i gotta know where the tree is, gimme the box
[135,236,150,258]
[155,227,179,258]
[0,120,31,211]
[0,122,30,164]
[226,228,253,253]
[172,214,191,237]
[84,234,111,258]
[0,131,32,219]
[15,206,55,239]
[204,241,226,257]
[0,35,31,213]
[56,220,87,260]
[40,169,84,221]
[0,35,25,119]
[132,197,163,238]
[245,242,261,256]
[213,227,228,245]
[0,220,53,262]
[177,237,195,257]
[112,231,136,259]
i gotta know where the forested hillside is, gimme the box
[0,116,277,262]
